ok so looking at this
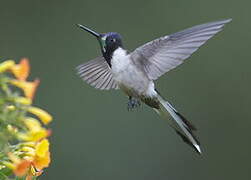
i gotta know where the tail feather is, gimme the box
[166,101,197,131]
[156,94,201,154]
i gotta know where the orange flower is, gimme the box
[3,153,31,177]
[10,58,30,81]
[22,139,51,177]
[0,58,52,179]
[13,161,44,180]
[14,160,31,177]
[4,139,51,178]
[25,139,50,180]
[10,79,40,100]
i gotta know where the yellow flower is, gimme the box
[20,142,36,148]
[3,139,51,178]
[0,60,15,73]
[10,58,30,81]
[35,139,49,157]
[10,79,40,100]
[6,105,16,111]
[29,165,43,178]
[19,139,51,176]
[3,142,50,178]
[17,118,50,142]
[0,58,52,179]
[33,151,50,170]
[33,139,51,170]
[14,97,32,105]
[28,107,52,125]
[7,124,18,134]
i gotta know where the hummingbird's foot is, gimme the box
[127,97,141,111]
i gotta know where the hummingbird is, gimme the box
[76,19,231,154]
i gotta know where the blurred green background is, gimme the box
[1,0,250,179]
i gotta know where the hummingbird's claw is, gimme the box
[127,97,141,111]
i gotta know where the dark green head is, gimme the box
[77,24,123,66]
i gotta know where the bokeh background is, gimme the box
[1,0,250,179]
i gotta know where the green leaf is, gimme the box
[0,172,10,180]
[14,176,37,180]
[0,167,12,177]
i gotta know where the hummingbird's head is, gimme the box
[77,24,123,65]
[99,32,123,54]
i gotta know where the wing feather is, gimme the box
[76,56,119,90]
[131,19,231,80]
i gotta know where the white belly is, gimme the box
[111,48,156,97]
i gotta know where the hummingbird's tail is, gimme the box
[155,93,201,154]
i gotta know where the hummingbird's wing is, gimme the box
[76,56,119,90]
[131,19,231,80]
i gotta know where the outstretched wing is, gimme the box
[131,19,232,80]
[76,56,119,90]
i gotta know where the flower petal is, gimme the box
[10,58,30,81]
[35,139,49,158]
[24,118,43,132]
[14,160,31,177]
[14,97,32,105]
[28,107,52,124]
[10,79,40,100]
[0,60,15,73]
[32,139,51,170]
[33,152,50,170]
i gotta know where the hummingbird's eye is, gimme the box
[110,38,116,42]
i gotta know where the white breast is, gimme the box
[111,47,154,97]
[111,47,130,74]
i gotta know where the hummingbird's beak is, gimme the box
[77,24,100,38]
